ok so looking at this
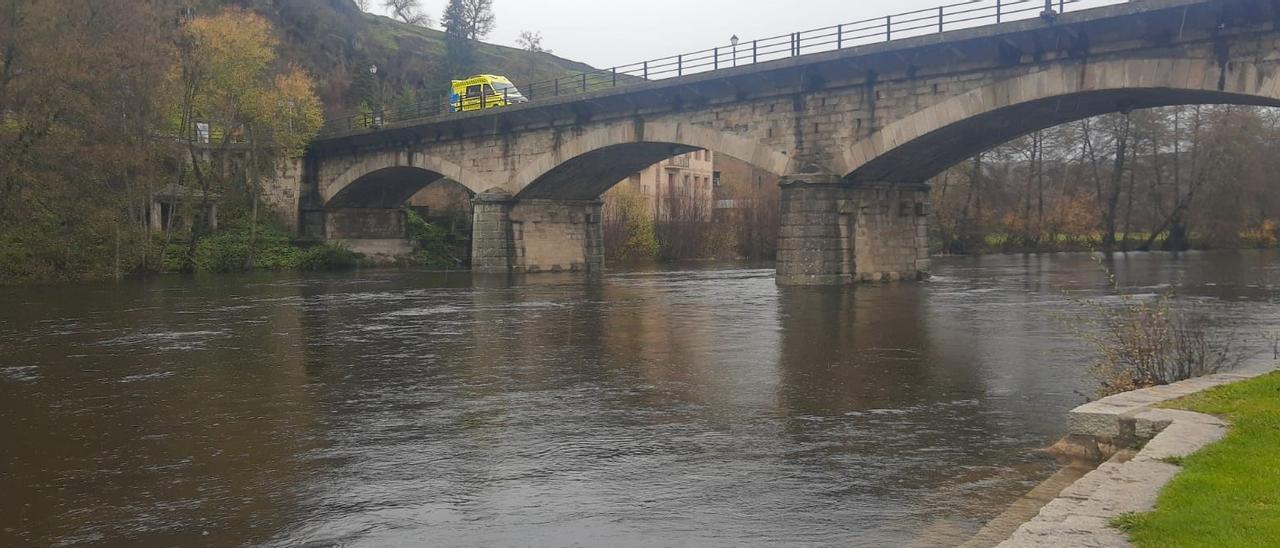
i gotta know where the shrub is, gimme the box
[602,185,659,261]
[298,243,363,271]
[404,209,461,267]
[704,223,740,259]
[1241,219,1279,248]
[1072,262,1244,398]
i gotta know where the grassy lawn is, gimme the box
[1116,370,1280,547]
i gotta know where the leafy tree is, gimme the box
[0,0,177,281]
[173,8,322,271]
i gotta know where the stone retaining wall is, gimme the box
[992,366,1277,547]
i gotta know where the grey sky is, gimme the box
[371,1,1126,69]
[366,1,983,68]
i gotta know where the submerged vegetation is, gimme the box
[1070,261,1245,398]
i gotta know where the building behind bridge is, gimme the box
[604,150,716,222]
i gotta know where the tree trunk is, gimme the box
[246,127,260,271]
[1102,114,1131,251]
[1121,129,1138,251]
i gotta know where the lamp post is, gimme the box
[730,35,739,67]
[369,64,382,128]
[1041,0,1057,21]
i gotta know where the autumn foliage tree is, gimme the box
[0,0,177,281]
[0,1,322,283]
[172,8,322,270]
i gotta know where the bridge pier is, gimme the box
[776,176,930,286]
[471,190,604,274]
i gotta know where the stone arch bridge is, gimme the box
[290,0,1280,285]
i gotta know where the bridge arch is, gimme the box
[839,58,1280,183]
[511,121,794,200]
[323,150,492,208]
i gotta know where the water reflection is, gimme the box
[0,251,1276,547]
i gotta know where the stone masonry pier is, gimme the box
[471,190,603,273]
[777,178,930,285]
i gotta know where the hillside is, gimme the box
[228,0,598,116]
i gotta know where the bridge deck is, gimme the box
[312,0,1207,148]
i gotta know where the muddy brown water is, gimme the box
[2,251,1276,547]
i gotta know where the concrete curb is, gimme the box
[994,365,1277,548]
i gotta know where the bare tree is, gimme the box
[383,0,430,27]
[354,0,371,11]
[517,30,548,53]
[461,0,495,40]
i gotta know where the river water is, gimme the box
[2,251,1277,547]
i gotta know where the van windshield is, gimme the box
[492,81,522,95]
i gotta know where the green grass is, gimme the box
[1118,370,1280,547]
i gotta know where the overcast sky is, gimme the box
[370,1,1127,68]
[370,0,975,68]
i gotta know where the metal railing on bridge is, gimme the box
[321,0,1128,135]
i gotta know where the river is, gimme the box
[2,250,1277,547]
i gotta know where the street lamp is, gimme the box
[730,35,739,67]
[1040,0,1057,21]
[369,64,382,128]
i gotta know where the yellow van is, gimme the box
[450,75,528,112]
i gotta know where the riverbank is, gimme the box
[1118,370,1280,546]
[934,231,1280,256]
[989,364,1280,547]
[0,209,471,285]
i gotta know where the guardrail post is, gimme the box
[795,32,802,55]
[837,24,844,49]
[752,40,758,63]
[886,15,892,41]
[678,54,683,76]
[714,47,719,70]
[554,78,560,96]
[939,6,945,32]
[997,0,1003,23]
[612,67,617,87]
[643,60,649,80]
[582,72,587,92]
